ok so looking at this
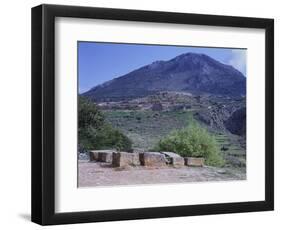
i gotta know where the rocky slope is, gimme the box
[224,107,246,136]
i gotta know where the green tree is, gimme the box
[78,97,104,129]
[78,96,132,152]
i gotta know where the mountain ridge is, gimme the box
[83,52,246,102]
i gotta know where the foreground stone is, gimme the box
[139,152,167,167]
[79,152,90,161]
[89,150,100,161]
[184,157,204,167]
[96,150,114,163]
[161,152,184,167]
[112,152,140,167]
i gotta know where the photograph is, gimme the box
[77,42,247,187]
[30,3,274,226]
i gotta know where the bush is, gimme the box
[78,96,132,152]
[155,121,224,167]
[79,124,132,152]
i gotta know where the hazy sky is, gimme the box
[78,42,246,93]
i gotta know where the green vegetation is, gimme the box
[78,97,132,152]
[79,96,105,130]
[104,110,193,150]
[214,133,246,167]
[155,119,224,167]
[100,109,244,168]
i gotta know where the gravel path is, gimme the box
[78,161,246,187]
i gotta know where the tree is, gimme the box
[78,96,132,152]
[78,97,104,130]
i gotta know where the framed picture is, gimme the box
[31,4,274,225]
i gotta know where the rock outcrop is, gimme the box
[224,107,246,136]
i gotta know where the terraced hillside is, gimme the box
[104,110,192,150]
[104,109,246,169]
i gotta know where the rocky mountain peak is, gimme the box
[83,52,246,102]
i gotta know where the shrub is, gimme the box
[79,124,132,152]
[155,121,224,167]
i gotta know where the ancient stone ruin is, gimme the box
[88,150,204,168]
[184,157,204,167]
[161,151,185,167]
[139,152,167,167]
[89,150,114,163]
[112,152,140,167]
[89,150,100,161]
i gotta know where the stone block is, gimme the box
[97,150,113,163]
[139,152,167,167]
[161,152,184,167]
[112,152,140,167]
[89,150,99,161]
[184,157,204,167]
[171,156,185,167]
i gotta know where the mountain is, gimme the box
[83,52,246,102]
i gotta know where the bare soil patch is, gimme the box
[78,161,246,187]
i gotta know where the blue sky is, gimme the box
[78,42,246,93]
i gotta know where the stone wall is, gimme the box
[89,150,204,168]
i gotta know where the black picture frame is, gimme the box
[31,4,274,225]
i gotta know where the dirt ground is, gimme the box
[78,160,246,187]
